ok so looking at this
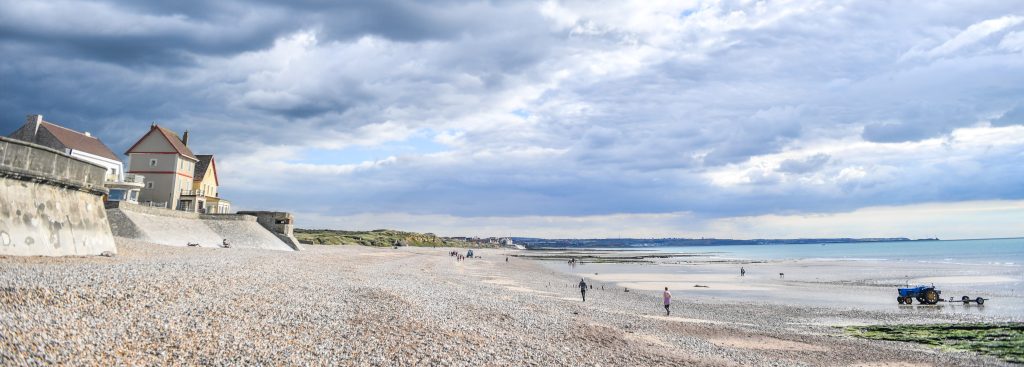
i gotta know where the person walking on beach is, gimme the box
[740,267,745,277]
[663,287,672,316]
[579,278,588,302]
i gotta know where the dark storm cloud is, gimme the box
[0,1,294,67]
[0,0,540,68]
[2,0,1024,227]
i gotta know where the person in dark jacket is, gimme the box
[579,279,588,302]
[663,287,672,315]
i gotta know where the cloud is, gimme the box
[999,30,1024,51]
[992,105,1024,126]
[2,0,1023,237]
[925,15,1024,57]
[777,153,830,174]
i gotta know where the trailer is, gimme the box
[897,285,987,305]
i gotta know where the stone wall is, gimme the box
[0,136,116,256]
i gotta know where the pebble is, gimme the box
[0,238,1012,366]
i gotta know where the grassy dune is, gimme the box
[294,229,488,248]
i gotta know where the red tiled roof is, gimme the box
[39,121,121,162]
[125,124,197,160]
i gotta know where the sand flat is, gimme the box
[708,336,828,352]
[912,275,1020,284]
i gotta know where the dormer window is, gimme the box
[149,159,158,167]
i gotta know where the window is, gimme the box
[108,189,126,201]
[149,159,158,167]
[146,182,154,189]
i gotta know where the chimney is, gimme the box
[151,122,157,128]
[182,130,190,146]
[27,114,43,140]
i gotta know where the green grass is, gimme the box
[294,229,488,248]
[846,323,1024,363]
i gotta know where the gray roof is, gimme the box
[194,154,215,183]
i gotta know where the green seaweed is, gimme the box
[846,323,1024,363]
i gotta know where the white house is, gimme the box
[8,114,144,203]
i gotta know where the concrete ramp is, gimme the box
[107,203,294,251]
[204,218,293,251]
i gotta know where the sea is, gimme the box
[643,238,1024,266]
[538,237,1024,319]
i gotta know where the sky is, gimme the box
[1,0,1022,239]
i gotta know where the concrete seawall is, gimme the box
[0,137,116,256]
[237,211,304,251]
[106,202,294,251]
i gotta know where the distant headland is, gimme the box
[512,237,940,249]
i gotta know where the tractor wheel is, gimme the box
[923,289,939,305]
[962,296,970,304]
[976,297,984,305]
[904,297,912,304]
[898,297,905,304]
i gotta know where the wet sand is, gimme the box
[537,251,1024,321]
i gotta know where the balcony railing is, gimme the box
[124,174,145,184]
[180,189,217,198]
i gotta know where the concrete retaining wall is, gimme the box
[236,211,304,251]
[0,137,116,256]
[106,202,294,251]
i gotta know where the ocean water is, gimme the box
[541,238,1024,318]
[648,238,1024,266]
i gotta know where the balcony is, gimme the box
[180,189,217,198]
[124,174,145,184]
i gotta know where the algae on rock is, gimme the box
[846,323,1024,363]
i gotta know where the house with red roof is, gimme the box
[124,123,230,213]
[125,123,201,209]
[9,114,145,203]
[10,114,123,180]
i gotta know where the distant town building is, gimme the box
[8,114,144,203]
[123,123,229,212]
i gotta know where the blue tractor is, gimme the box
[897,285,940,305]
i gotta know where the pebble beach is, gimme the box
[0,239,1015,366]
